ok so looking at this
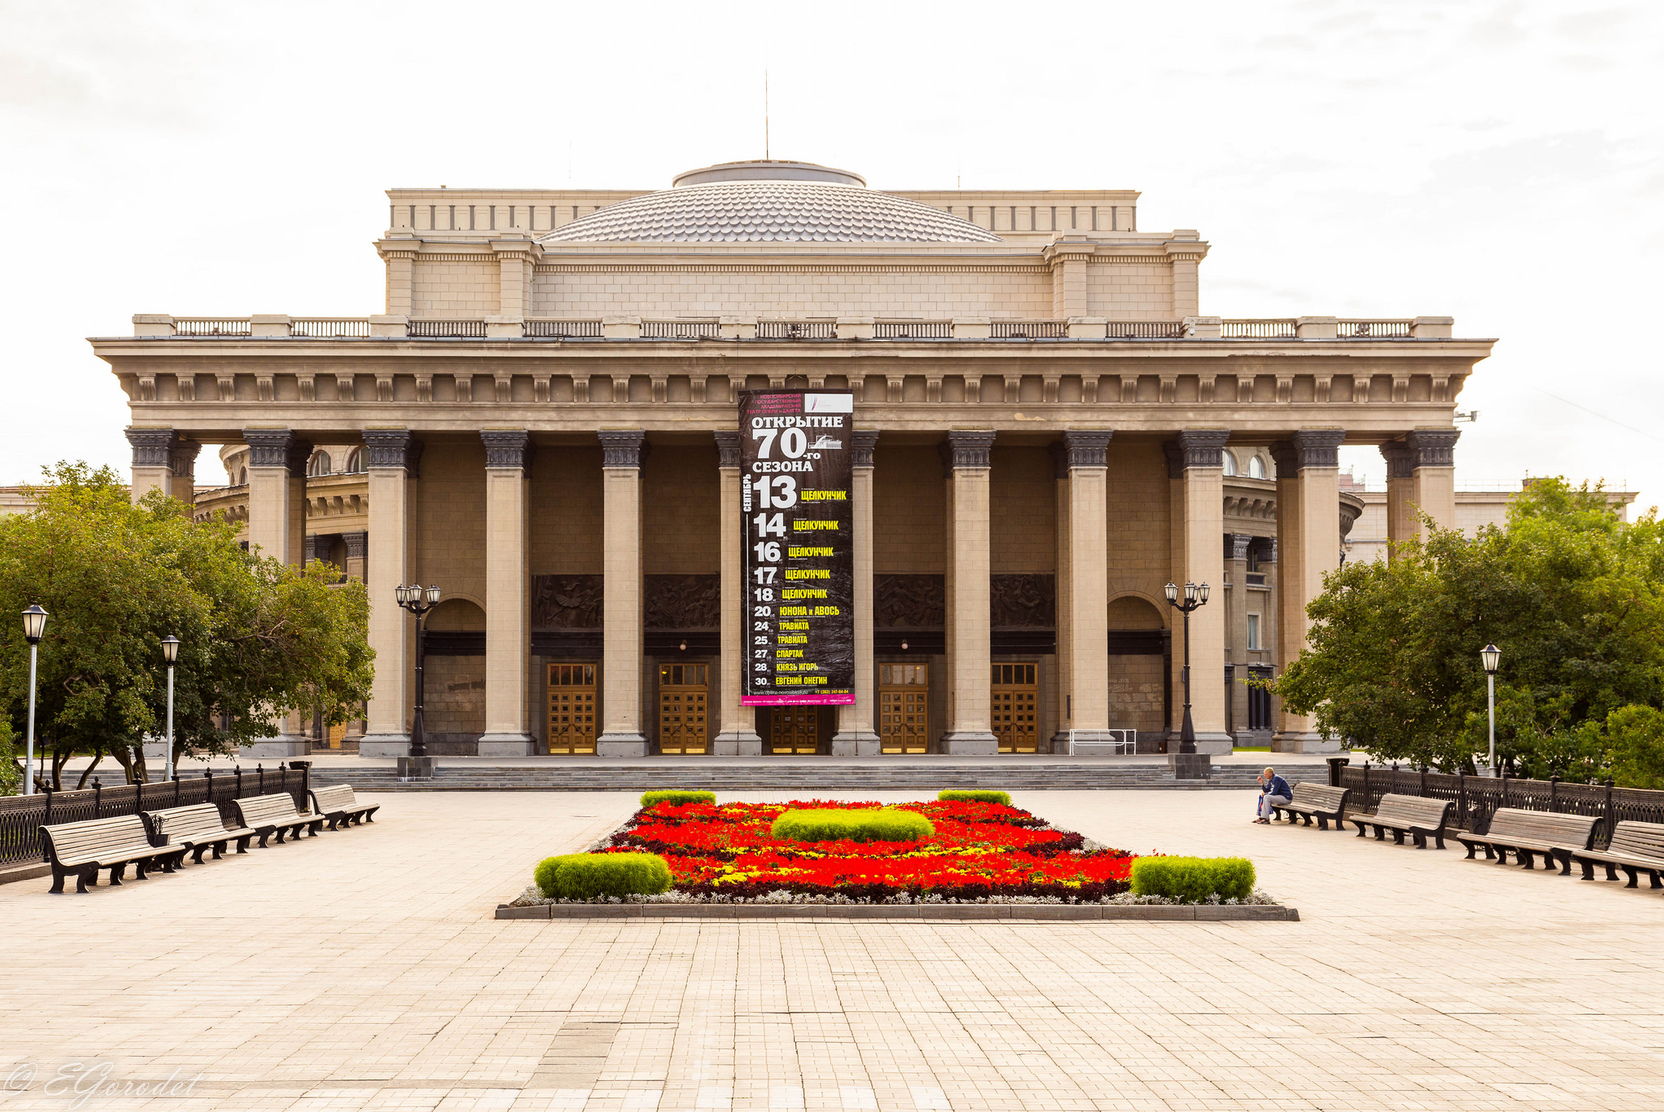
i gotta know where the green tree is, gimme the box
[1275,478,1664,779]
[0,463,373,787]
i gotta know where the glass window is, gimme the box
[307,451,332,477]
[1221,452,1238,477]
[1247,455,1266,480]
[1246,613,1261,650]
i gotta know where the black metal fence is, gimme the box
[0,764,309,867]
[1324,758,1664,849]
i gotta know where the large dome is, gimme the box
[539,160,1001,245]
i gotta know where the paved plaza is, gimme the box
[3,788,1662,1111]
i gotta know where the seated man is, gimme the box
[1256,767,1292,825]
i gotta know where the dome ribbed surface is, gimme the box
[539,180,1001,244]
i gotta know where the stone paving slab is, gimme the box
[1,788,1661,1111]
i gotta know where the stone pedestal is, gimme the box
[1272,733,1343,754]
[939,731,999,756]
[359,734,410,758]
[397,755,435,781]
[477,733,535,757]
[239,736,310,760]
[596,734,649,758]
[712,734,765,756]
[1169,753,1213,780]
[830,731,881,757]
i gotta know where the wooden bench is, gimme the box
[309,785,380,830]
[1554,820,1664,886]
[40,814,172,894]
[1455,807,1600,869]
[143,802,256,864]
[1270,783,1350,830]
[231,793,321,847]
[1350,793,1455,849]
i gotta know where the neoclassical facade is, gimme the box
[98,159,1488,757]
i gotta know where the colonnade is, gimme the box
[125,423,1459,757]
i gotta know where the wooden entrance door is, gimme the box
[546,663,598,754]
[658,663,708,754]
[992,663,1039,753]
[879,663,929,753]
[768,706,820,754]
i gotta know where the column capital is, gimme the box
[169,438,201,479]
[1226,533,1252,562]
[1379,440,1415,479]
[363,428,422,476]
[1406,427,1460,469]
[851,429,879,469]
[714,430,742,469]
[941,430,995,473]
[342,530,368,560]
[1061,430,1113,470]
[124,427,174,468]
[1169,428,1230,473]
[598,430,647,469]
[1290,428,1345,470]
[243,428,310,477]
[480,429,534,473]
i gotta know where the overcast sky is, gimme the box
[3,0,1659,513]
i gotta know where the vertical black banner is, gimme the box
[740,390,855,705]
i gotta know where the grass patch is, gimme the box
[1130,856,1256,903]
[938,789,1012,806]
[640,790,716,809]
[771,807,935,844]
[535,852,673,899]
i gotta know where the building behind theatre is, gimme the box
[95,159,1494,758]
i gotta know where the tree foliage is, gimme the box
[0,463,373,786]
[1275,478,1664,781]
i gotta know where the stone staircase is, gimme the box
[309,760,1267,792]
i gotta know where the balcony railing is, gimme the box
[174,318,252,336]
[757,320,837,340]
[1107,321,1185,339]
[990,321,1067,339]
[873,321,951,339]
[290,318,371,338]
[1221,319,1299,339]
[407,319,487,339]
[641,320,719,340]
[1337,319,1412,338]
[524,319,602,339]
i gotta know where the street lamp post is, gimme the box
[1480,643,1501,775]
[161,635,180,782]
[1163,582,1211,755]
[394,585,442,757]
[21,605,47,795]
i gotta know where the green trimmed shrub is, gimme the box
[771,807,934,844]
[534,852,673,899]
[1129,857,1256,903]
[938,790,1011,806]
[639,789,716,809]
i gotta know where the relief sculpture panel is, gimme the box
[645,574,721,630]
[532,574,604,629]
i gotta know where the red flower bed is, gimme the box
[604,798,1136,903]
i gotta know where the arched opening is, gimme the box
[422,598,486,754]
[307,450,332,477]
[236,467,248,486]
[1247,455,1266,480]
[1221,451,1238,477]
[1106,595,1169,741]
[344,447,364,473]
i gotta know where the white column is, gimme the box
[1408,428,1460,536]
[597,431,648,756]
[125,427,175,502]
[1380,441,1416,563]
[241,428,311,757]
[714,431,763,755]
[1061,431,1117,753]
[1175,430,1231,754]
[479,430,534,755]
[1273,429,1345,753]
[941,431,997,754]
[360,429,420,757]
[833,431,880,756]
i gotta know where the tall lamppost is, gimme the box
[21,605,47,795]
[1480,643,1501,776]
[395,585,442,757]
[161,635,180,782]
[1164,581,1211,755]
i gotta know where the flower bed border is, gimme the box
[495,902,1299,921]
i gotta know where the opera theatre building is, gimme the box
[97,159,1491,760]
